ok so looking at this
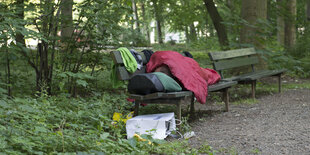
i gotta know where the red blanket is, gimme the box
[146,51,221,104]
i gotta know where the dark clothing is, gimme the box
[141,49,154,63]
[183,51,193,58]
[130,49,143,70]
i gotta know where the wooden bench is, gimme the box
[208,48,286,99]
[110,50,237,124]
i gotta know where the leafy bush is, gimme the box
[264,49,310,77]
[0,92,217,154]
[0,92,130,154]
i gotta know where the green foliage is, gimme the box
[282,82,310,90]
[264,48,310,77]
[251,148,261,154]
[198,142,217,154]
[0,93,218,154]
[0,93,125,154]
[232,98,258,105]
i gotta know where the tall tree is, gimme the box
[284,0,296,49]
[16,0,25,46]
[240,0,267,48]
[203,0,229,49]
[132,0,140,33]
[189,23,197,42]
[307,0,310,21]
[152,0,163,44]
[277,0,285,45]
[141,2,150,44]
[60,0,73,42]
[240,0,267,69]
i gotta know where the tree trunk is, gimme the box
[277,0,285,46]
[152,0,163,44]
[5,41,11,97]
[205,17,210,37]
[37,0,53,95]
[227,0,233,9]
[189,23,197,42]
[156,20,163,44]
[37,43,51,94]
[240,0,267,69]
[226,0,234,34]
[307,0,310,21]
[132,0,140,33]
[240,0,267,48]
[185,26,190,43]
[60,0,73,42]
[16,0,25,46]
[203,0,229,49]
[284,0,296,49]
[141,2,150,44]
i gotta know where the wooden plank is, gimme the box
[129,91,192,100]
[110,51,123,64]
[208,80,237,92]
[110,51,147,65]
[241,69,286,81]
[163,91,192,98]
[116,66,130,80]
[213,56,259,71]
[224,69,286,81]
[209,48,256,61]
[224,70,269,81]
[134,98,180,104]
[117,66,146,80]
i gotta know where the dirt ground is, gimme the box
[188,88,310,154]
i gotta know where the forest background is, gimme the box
[1,0,310,154]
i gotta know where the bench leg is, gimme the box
[251,80,256,99]
[223,88,229,112]
[278,74,282,93]
[190,94,195,116]
[134,101,139,116]
[176,101,182,131]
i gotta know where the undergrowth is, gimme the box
[0,91,216,154]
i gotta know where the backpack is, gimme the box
[128,73,164,95]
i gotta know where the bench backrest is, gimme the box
[208,48,259,78]
[110,51,148,81]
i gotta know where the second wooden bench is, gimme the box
[208,48,286,99]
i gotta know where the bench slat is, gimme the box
[241,69,286,81]
[117,66,146,80]
[213,56,259,71]
[224,70,269,81]
[129,91,192,100]
[209,48,256,61]
[111,51,147,65]
[224,69,286,81]
[208,80,237,92]
[111,51,123,64]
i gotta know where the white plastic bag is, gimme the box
[126,112,176,139]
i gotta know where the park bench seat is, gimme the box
[110,50,237,124]
[208,47,286,98]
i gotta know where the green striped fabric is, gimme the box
[151,72,182,92]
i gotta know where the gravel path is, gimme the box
[188,89,310,154]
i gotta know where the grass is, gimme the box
[251,148,261,154]
[282,82,310,89]
[231,98,258,105]
[218,146,238,155]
